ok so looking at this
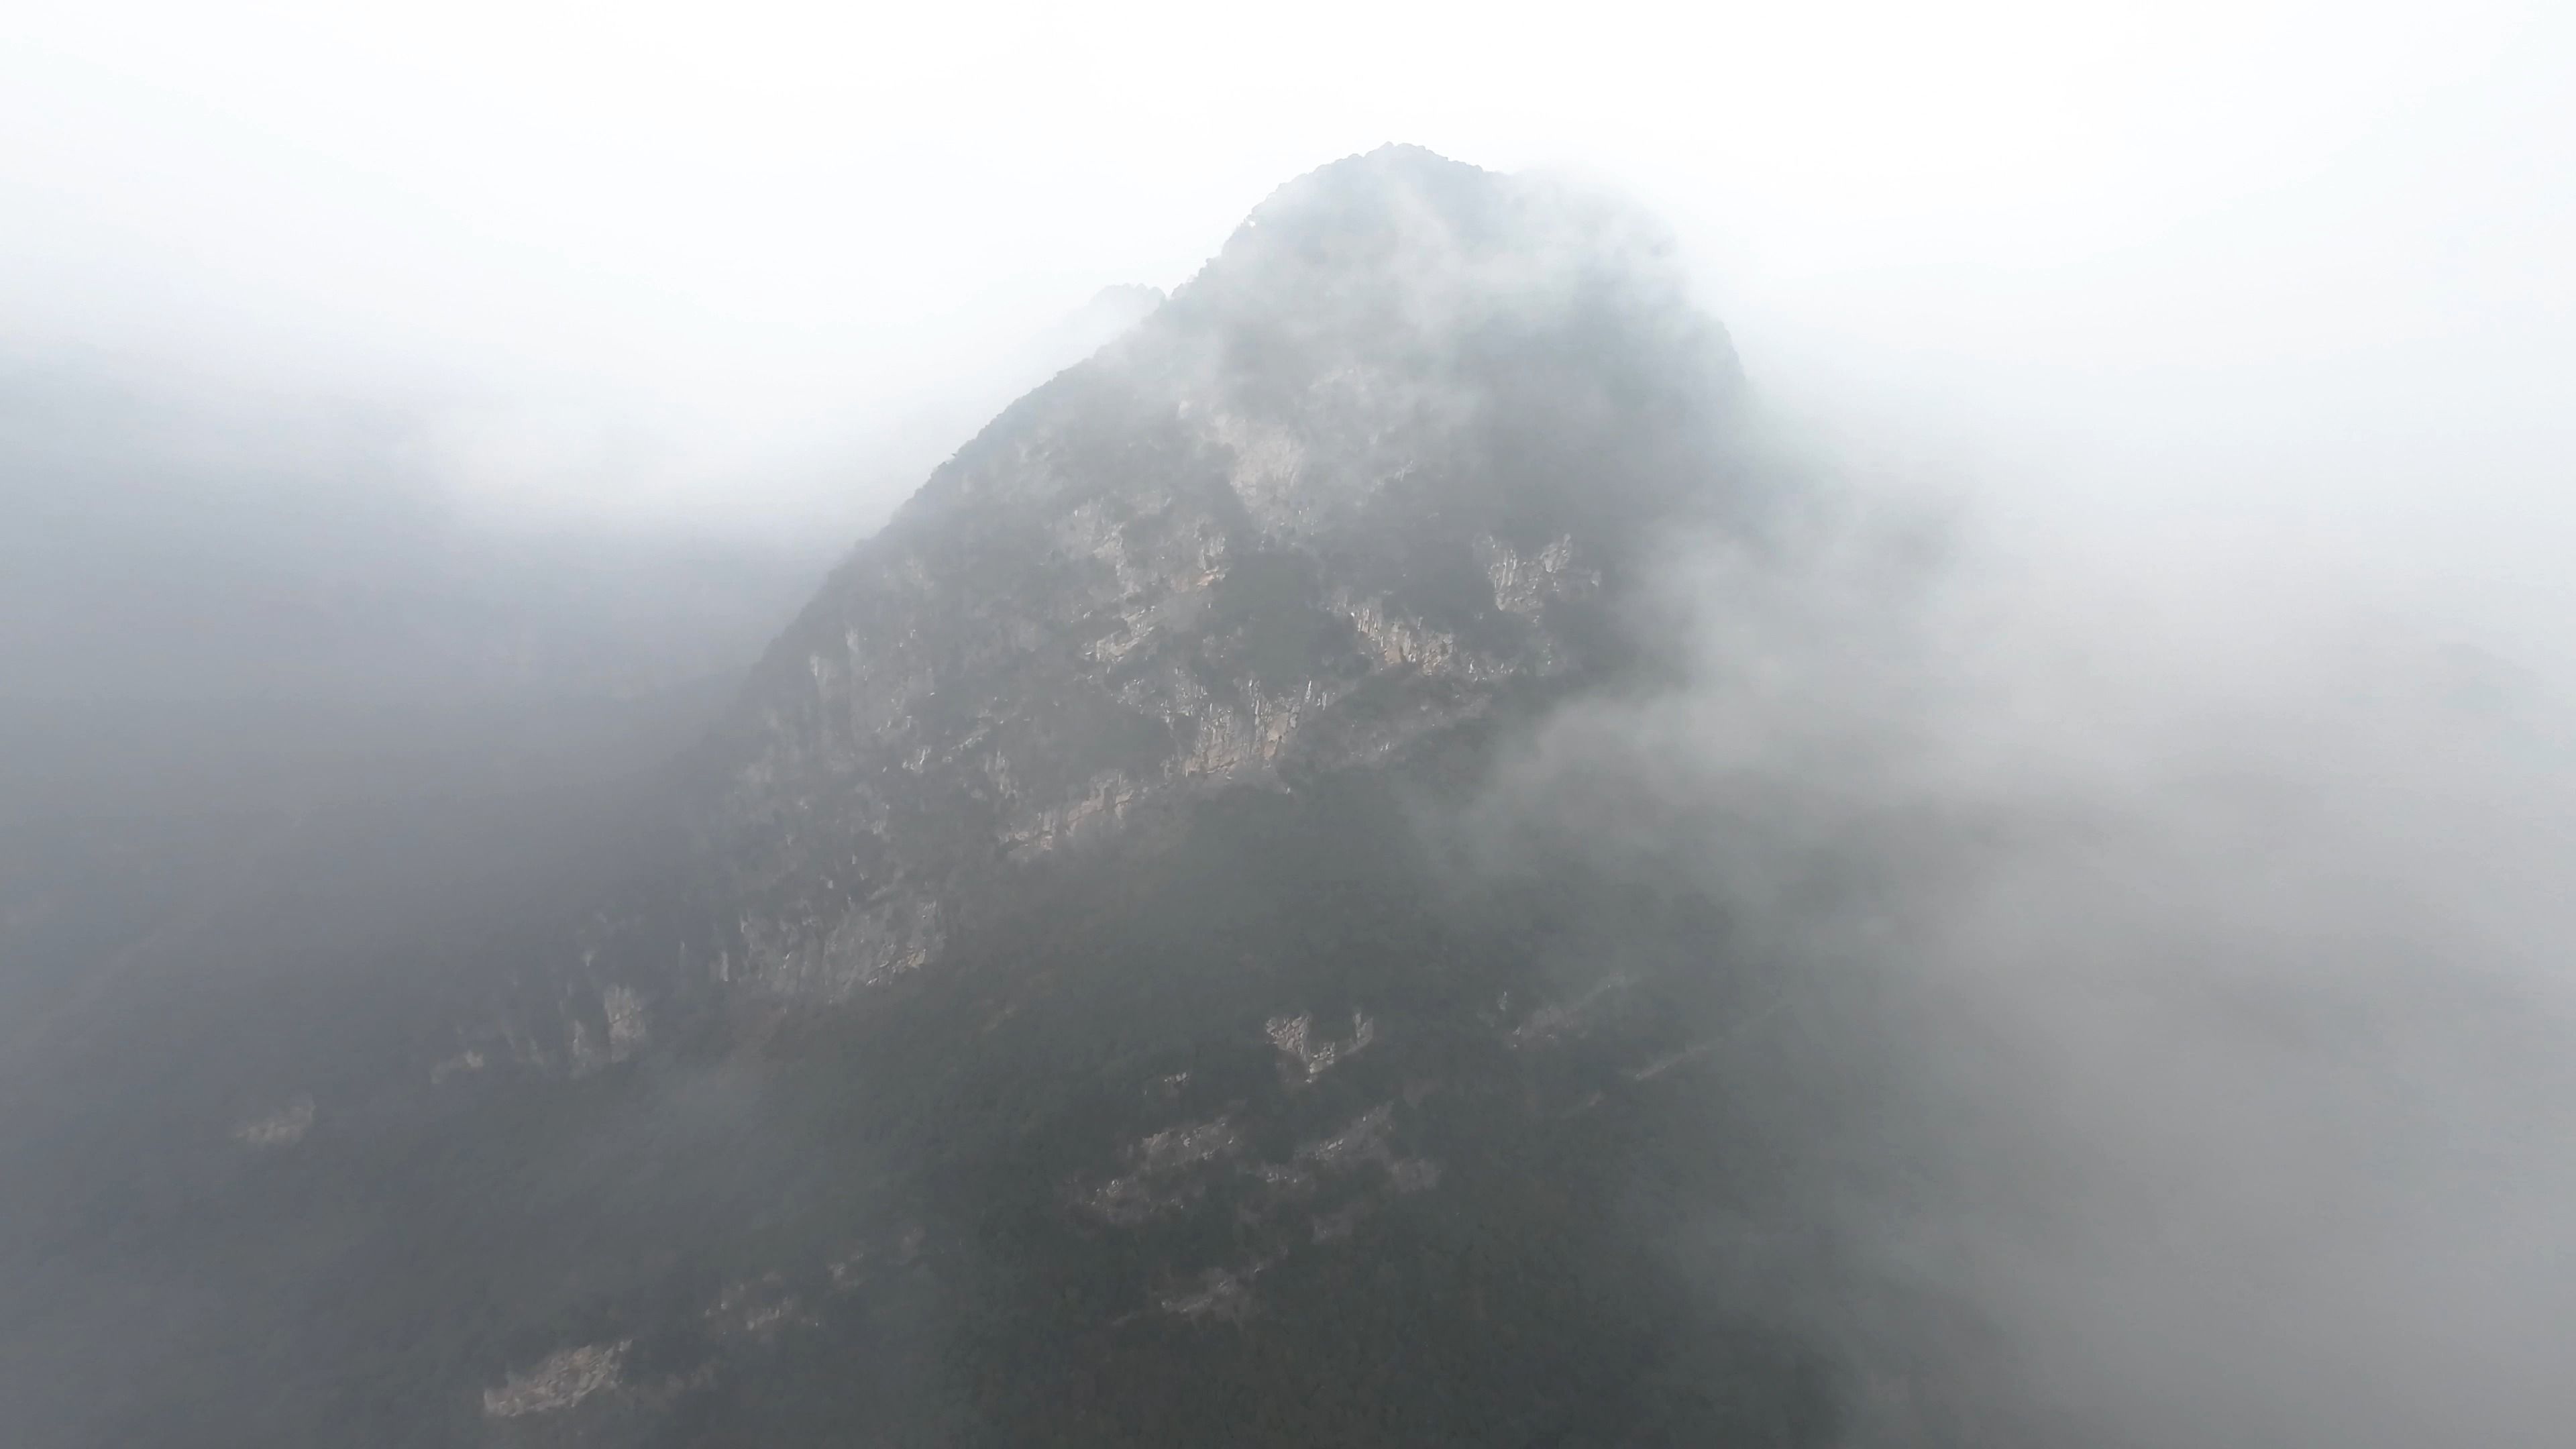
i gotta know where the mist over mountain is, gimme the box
[5,142,2573,1449]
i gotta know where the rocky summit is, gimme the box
[681,144,1755,1007]
[5,149,1998,1449]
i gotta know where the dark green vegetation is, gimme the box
[6,704,1864,1446]
[1,148,2019,1446]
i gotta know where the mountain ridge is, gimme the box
[627,144,1758,1019]
[0,146,1950,1449]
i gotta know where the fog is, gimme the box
[8,3,2574,1445]
[14,1,2567,537]
[13,0,2566,753]
[1458,484,2576,1442]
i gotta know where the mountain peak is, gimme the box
[666,152,1757,1006]
[7,150,1835,1448]
[1249,142,1496,221]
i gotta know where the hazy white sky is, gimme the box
[6,0,2570,630]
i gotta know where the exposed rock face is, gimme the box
[484,1341,631,1419]
[392,153,1786,1438]
[482,1339,717,1449]
[689,144,1750,1006]
[10,148,1900,1449]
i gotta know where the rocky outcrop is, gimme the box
[0,147,1864,1449]
[681,145,1748,1011]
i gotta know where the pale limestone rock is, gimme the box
[602,985,647,1061]
[231,1095,313,1149]
[1265,1010,1377,1083]
[482,1340,629,1419]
